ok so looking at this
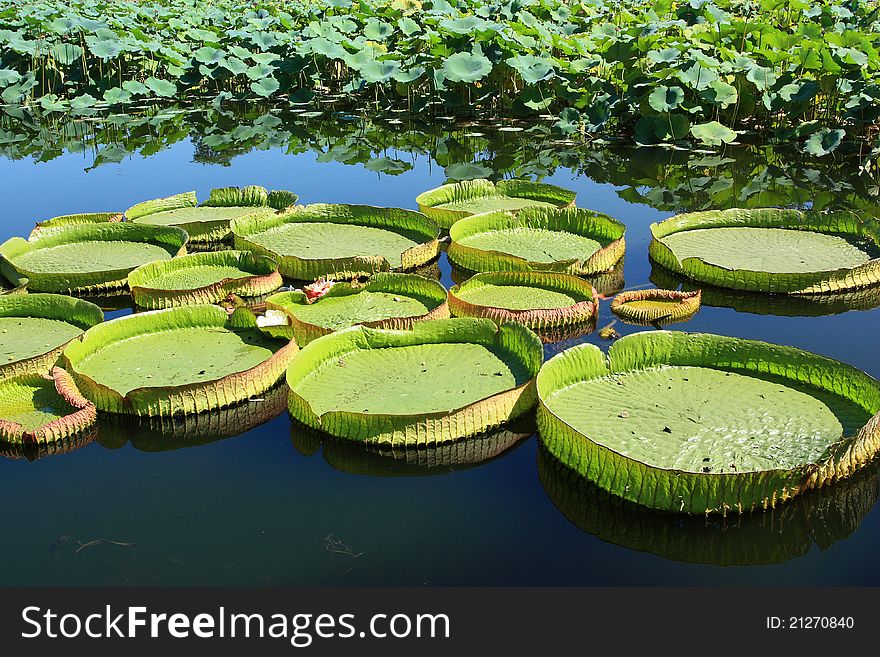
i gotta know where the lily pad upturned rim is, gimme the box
[128,250,282,309]
[415,178,577,228]
[265,272,450,345]
[610,288,702,325]
[0,222,188,293]
[649,208,880,294]
[447,206,626,275]
[0,367,97,445]
[29,211,123,239]
[449,270,598,330]
[60,304,298,417]
[536,330,880,515]
[0,293,104,379]
[286,318,543,446]
[232,203,441,281]
[125,186,298,242]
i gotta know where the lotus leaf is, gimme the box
[610,288,701,325]
[448,206,626,275]
[416,178,576,229]
[537,331,880,514]
[287,318,543,445]
[128,251,282,309]
[649,208,880,294]
[0,294,103,379]
[61,304,298,417]
[232,204,440,281]
[0,223,188,293]
[449,271,598,335]
[266,272,449,345]
[126,186,298,243]
[0,367,96,445]
[30,212,122,238]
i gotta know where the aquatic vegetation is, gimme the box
[1,1,878,152]
[0,293,103,379]
[650,208,880,294]
[449,271,597,337]
[610,288,701,326]
[61,304,298,416]
[537,331,880,515]
[266,272,449,345]
[448,206,625,275]
[0,367,96,445]
[128,250,282,309]
[232,203,440,280]
[416,178,575,229]
[125,186,297,243]
[30,212,122,238]
[0,222,188,292]
[537,446,880,566]
[287,318,542,445]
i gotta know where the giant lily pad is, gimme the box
[537,331,880,515]
[287,318,543,445]
[449,271,598,335]
[128,250,282,309]
[126,186,298,243]
[448,206,625,275]
[30,211,122,239]
[0,223,188,293]
[537,446,880,566]
[61,305,298,416]
[266,272,449,345]
[649,209,880,294]
[610,288,701,325]
[0,367,96,445]
[232,204,440,281]
[416,179,577,229]
[0,294,103,379]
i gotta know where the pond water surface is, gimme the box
[1,105,879,585]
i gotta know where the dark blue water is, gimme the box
[1,110,878,585]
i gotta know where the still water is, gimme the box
[1,106,878,585]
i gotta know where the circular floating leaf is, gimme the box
[537,331,880,514]
[0,294,103,379]
[649,208,880,293]
[266,272,449,345]
[448,206,626,276]
[126,186,297,243]
[232,204,440,281]
[61,305,298,417]
[129,251,282,309]
[0,224,187,293]
[287,318,543,445]
[610,288,701,325]
[449,271,597,335]
[30,212,122,239]
[416,178,576,229]
[0,368,96,445]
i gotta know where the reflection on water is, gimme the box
[0,426,97,462]
[291,418,534,477]
[538,446,880,566]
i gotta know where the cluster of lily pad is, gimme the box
[1,0,879,152]
[2,175,880,516]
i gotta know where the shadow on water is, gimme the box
[537,446,880,566]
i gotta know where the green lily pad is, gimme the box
[416,178,576,229]
[537,331,880,514]
[30,212,122,239]
[449,271,597,337]
[610,288,701,325]
[287,318,543,445]
[126,186,298,243]
[0,223,188,293]
[232,204,440,281]
[266,272,449,345]
[128,250,282,309]
[448,206,626,276]
[649,208,880,294]
[0,294,103,379]
[61,305,298,416]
